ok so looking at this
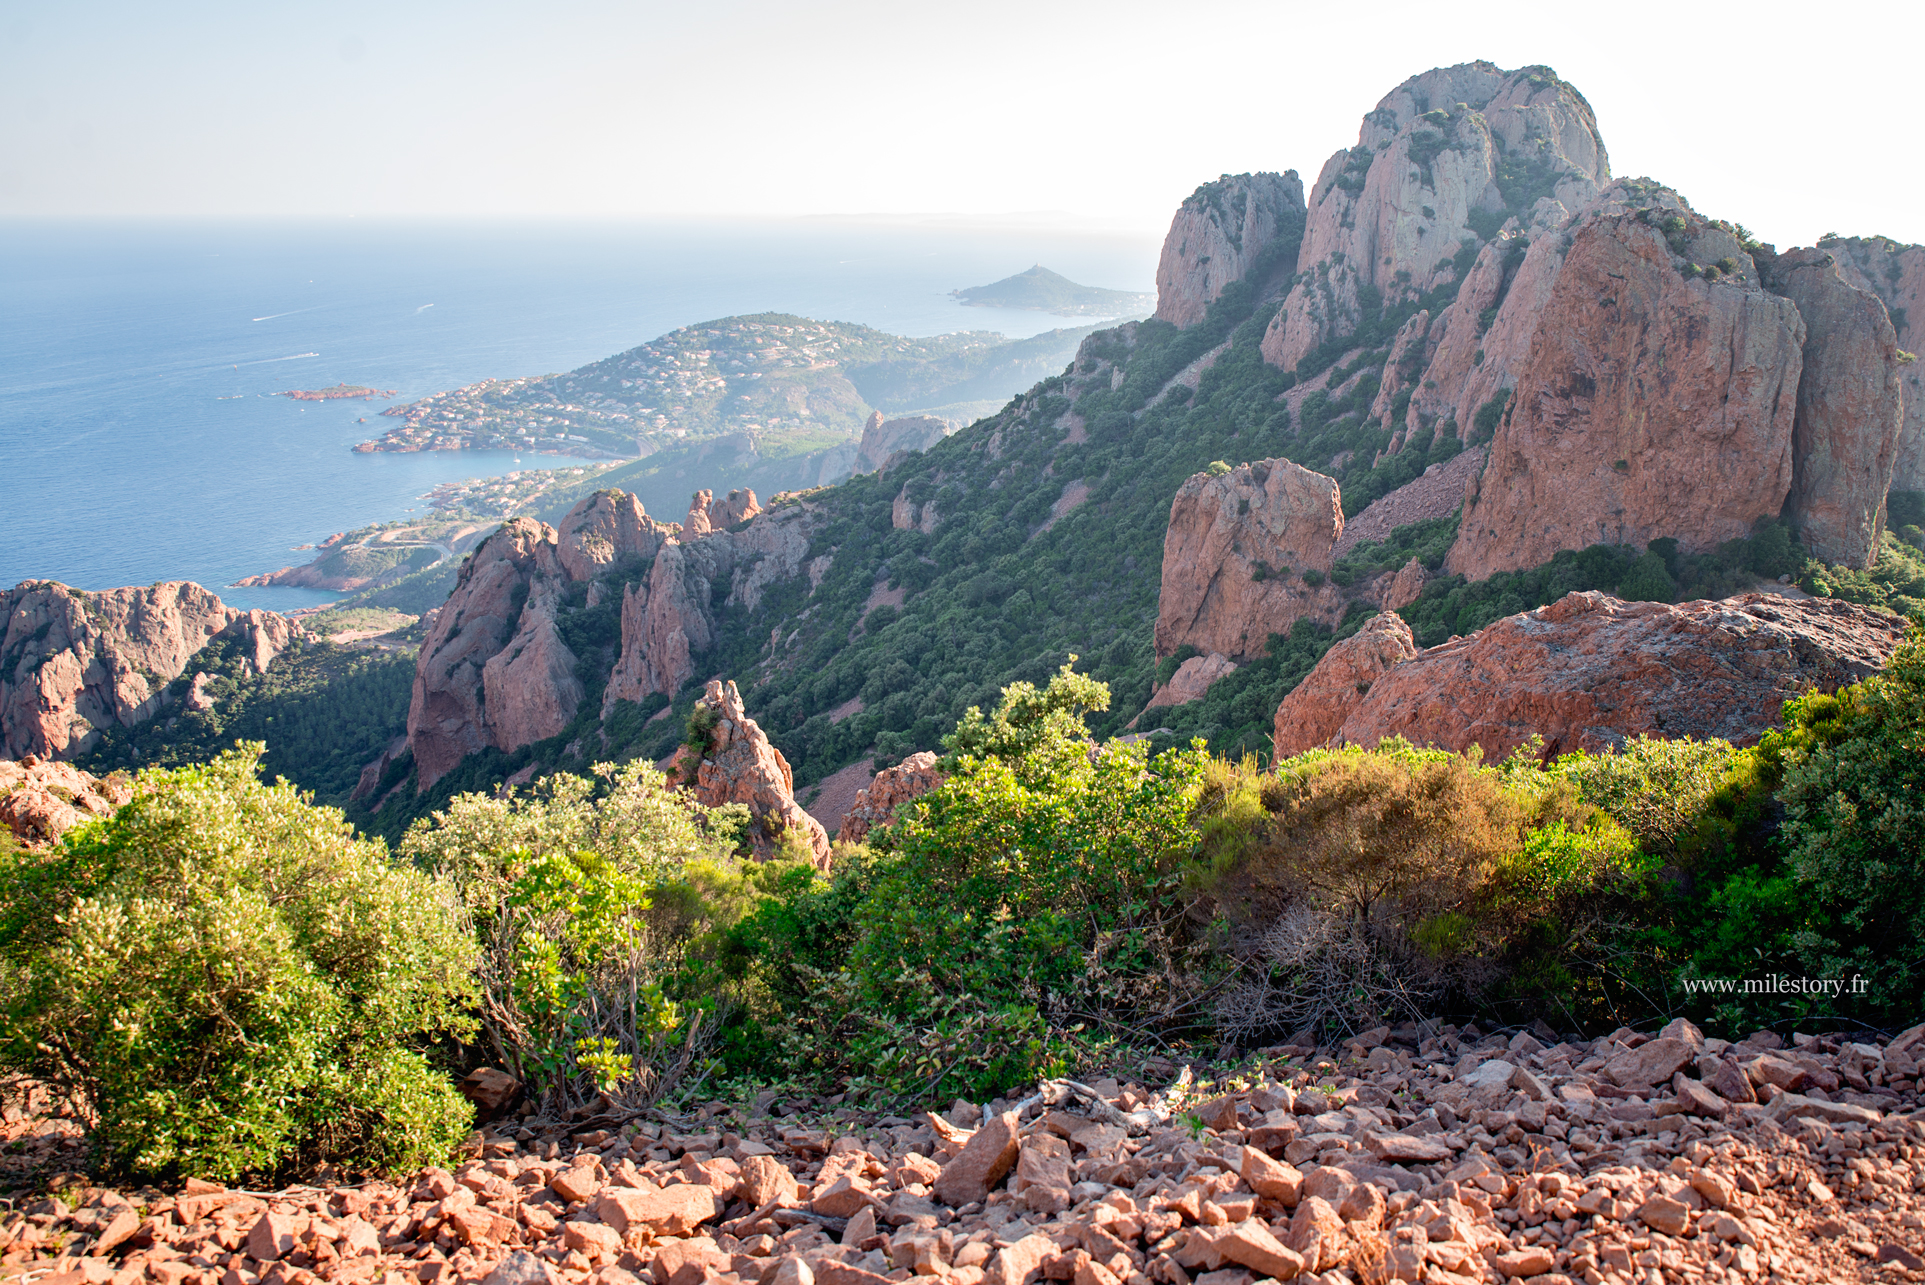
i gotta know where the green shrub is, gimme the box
[1553,735,1736,858]
[0,747,476,1182]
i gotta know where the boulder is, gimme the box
[1277,590,1904,762]
[1263,63,1608,372]
[0,757,128,847]
[1155,459,1347,663]
[687,679,832,868]
[837,751,945,845]
[1272,612,1417,758]
[1776,247,1904,568]
[1447,183,1806,581]
[0,580,302,760]
[934,1111,1021,1207]
[1154,172,1306,328]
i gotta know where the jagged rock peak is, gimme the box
[1445,178,1806,581]
[687,678,831,868]
[1263,63,1609,373]
[555,490,675,583]
[1154,172,1306,329]
[0,580,302,760]
[837,751,945,845]
[1154,459,1347,666]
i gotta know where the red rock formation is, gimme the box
[707,488,762,529]
[1378,558,1430,612]
[1145,653,1238,710]
[407,519,580,790]
[1155,459,1347,662]
[1823,237,1925,494]
[0,756,130,846]
[837,751,946,845]
[1331,447,1486,559]
[0,581,302,760]
[683,491,715,538]
[856,415,954,476]
[1446,186,1806,581]
[555,490,675,582]
[1154,173,1305,329]
[1776,248,1904,567]
[1280,592,1903,762]
[688,679,830,867]
[1264,64,1608,372]
[1272,613,1418,759]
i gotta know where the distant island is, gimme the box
[280,383,399,401]
[951,265,1155,317]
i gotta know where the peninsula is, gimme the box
[951,264,1155,316]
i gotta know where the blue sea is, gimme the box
[0,218,1159,612]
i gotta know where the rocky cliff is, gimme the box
[0,581,302,760]
[1446,182,1807,581]
[1263,63,1609,374]
[1155,459,1347,662]
[1775,247,1904,566]
[835,751,945,845]
[1154,173,1306,329]
[686,679,830,867]
[854,413,956,476]
[1274,591,1904,762]
[1823,237,1925,493]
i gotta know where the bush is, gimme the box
[0,747,476,1182]
[1553,735,1736,858]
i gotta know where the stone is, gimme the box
[552,1164,603,1205]
[1291,591,1904,762]
[685,679,832,868]
[1446,182,1805,581]
[1637,1194,1691,1236]
[1748,1055,1809,1092]
[1777,246,1905,568]
[1272,612,1418,757]
[1672,1074,1728,1119]
[934,1111,1021,1207]
[1704,1058,1757,1105]
[739,1155,799,1208]
[837,751,946,845]
[810,1173,874,1219]
[1768,1093,1883,1127]
[841,1204,877,1246]
[561,1222,621,1259]
[1216,1220,1305,1279]
[1,580,303,761]
[246,1213,297,1263]
[988,1232,1055,1285]
[482,1251,562,1285]
[1155,173,1306,328]
[1240,1147,1304,1205]
[1605,1037,1695,1090]
[767,1257,814,1285]
[1264,63,1608,373]
[1155,459,1347,664]
[1363,1133,1452,1164]
[1284,1197,1346,1273]
[1145,653,1239,710]
[458,1068,521,1113]
[1012,1133,1072,1215]
[596,1183,723,1237]
[1491,1245,1556,1277]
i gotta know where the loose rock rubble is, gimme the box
[12,1018,1925,1285]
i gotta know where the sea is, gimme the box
[0,217,1160,612]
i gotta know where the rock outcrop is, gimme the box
[836,751,946,845]
[1154,172,1306,328]
[1155,460,1346,662]
[0,756,130,846]
[1331,446,1486,558]
[1775,248,1904,567]
[1822,237,1925,493]
[555,489,675,582]
[1446,183,1806,580]
[1277,591,1904,762]
[0,581,302,760]
[1263,63,1609,372]
[407,519,581,791]
[1146,652,1239,710]
[855,414,955,476]
[687,679,830,867]
[1272,612,1419,758]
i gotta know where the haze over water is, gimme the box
[0,218,1157,611]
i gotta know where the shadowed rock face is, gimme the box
[1446,185,1806,581]
[1276,592,1904,762]
[687,679,831,868]
[1263,63,1609,373]
[1776,248,1904,567]
[0,580,301,760]
[1155,459,1347,663]
[1154,172,1306,329]
[1821,237,1925,494]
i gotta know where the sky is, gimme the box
[2,0,1920,252]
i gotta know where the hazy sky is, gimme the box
[3,0,1918,251]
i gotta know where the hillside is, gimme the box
[951,264,1155,316]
